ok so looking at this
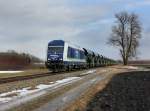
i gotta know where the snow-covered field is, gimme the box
[0,77,81,103]
[0,71,23,74]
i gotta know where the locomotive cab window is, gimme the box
[48,46,64,54]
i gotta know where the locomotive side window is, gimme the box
[75,50,79,59]
[48,46,64,54]
[67,47,85,59]
[67,47,74,58]
[80,51,85,59]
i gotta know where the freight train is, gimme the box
[45,40,116,72]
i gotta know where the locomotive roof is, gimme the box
[48,40,64,46]
[48,40,83,50]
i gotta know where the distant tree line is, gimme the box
[0,50,43,70]
[5,50,42,63]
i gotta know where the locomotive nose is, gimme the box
[48,54,62,61]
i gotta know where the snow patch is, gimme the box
[0,77,81,103]
[56,77,80,83]
[0,97,12,103]
[124,66,139,70]
[81,70,96,76]
[37,77,81,89]
[0,71,23,73]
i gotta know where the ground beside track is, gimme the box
[0,67,119,111]
[0,66,138,111]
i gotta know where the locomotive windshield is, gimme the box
[48,46,64,54]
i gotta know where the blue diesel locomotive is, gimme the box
[45,40,116,72]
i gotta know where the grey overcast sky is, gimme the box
[0,0,150,60]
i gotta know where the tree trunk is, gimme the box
[124,57,128,65]
[124,60,128,65]
[123,56,128,65]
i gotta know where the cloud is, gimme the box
[0,0,110,59]
[0,0,149,60]
[126,0,150,9]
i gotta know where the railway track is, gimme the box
[0,70,84,84]
[0,72,54,84]
[0,67,105,84]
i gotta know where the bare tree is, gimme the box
[108,11,142,65]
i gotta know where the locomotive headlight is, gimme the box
[60,58,63,60]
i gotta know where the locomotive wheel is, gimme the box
[52,65,58,73]
[67,65,71,71]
